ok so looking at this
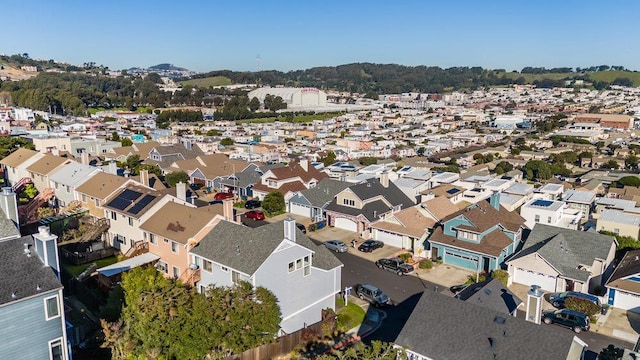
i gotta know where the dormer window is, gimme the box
[457,229,478,241]
[342,198,355,207]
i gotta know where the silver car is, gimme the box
[325,240,348,253]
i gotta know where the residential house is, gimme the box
[213,163,265,199]
[369,205,433,254]
[427,193,527,272]
[26,154,69,193]
[140,200,234,281]
[48,161,101,207]
[0,148,43,186]
[455,278,523,316]
[185,155,250,189]
[507,224,616,293]
[325,175,413,236]
[393,177,429,204]
[75,171,132,219]
[189,218,343,334]
[563,189,597,222]
[605,249,640,312]
[520,198,581,230]
[0,196,70,360]
[103,184,192,254]
[146,143,205,171]
[597,210,640,240]
[395,290,587,360]
[536,183,565,200]
[252,159,328,201]
[287,178,351,222]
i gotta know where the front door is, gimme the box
[432,247,439,261]
[482,257,490,273]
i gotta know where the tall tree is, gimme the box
[262,191,285,216]
[165,171,190,187]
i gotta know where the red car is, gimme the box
[214,192,234,201]
[245,210,265,221]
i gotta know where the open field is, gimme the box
[180,76,232,87]
[588,70,640,86]
[500,70,640,87]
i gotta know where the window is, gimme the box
[45,295,60,320]
[303,255,310,276]
[149,233,156,245]
[110,211,117,220]
[231,270,240,284]
[81,194,87,203]
[547,216,552,224]
[171,241,179,253]
[95,198,100,207]
[614,228,620,234]
[172,266,180,279]
[203,259,212,272]
[157,261,168,274]
[66,185,70,193]
[296,258,302,270]
[49,338,64,360]
[221,266,228,272]
[534,214,540,223]
[342,198,355,207]
[288,261,295,273]
[115,234,126,244]
[128,217,134,226]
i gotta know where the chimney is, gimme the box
[0,187,19,226]
[81,151,89,165]
[176,181,187,202]
[284,216,296,242]
[140,169,149,187]
[380,171,389,188]
[299,158,309,172]
[422,191,435,202]
[489,191,501,210]
[222,198,234,222]
[33,226,60,281]
[525,285,543,324]
[108,161,118,175]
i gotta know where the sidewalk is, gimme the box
[330,295,387,351]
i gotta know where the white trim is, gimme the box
[48,337,65,360]
[44,294,60,321]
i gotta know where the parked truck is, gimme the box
[375,257,414,276]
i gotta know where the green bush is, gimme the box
[398,253,412,262]
[308,223,317,232]
[491,269,509,287]
[419,260,433,269]
[565,297,601,317]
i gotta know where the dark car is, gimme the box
[548,291,600,308]
[542,309,590,333]
[375,257,414,275]
[355,283,391,307]
[296,223,307,234]
[244,199,261,209]
[358,240,384,253]
[189,183,203,190]
[245,210,265,221]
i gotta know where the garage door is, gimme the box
[334,218,358,232]
[374,229,403,248]
[513,267,557,292]
[289,203,310,218]
[612,290,640,312]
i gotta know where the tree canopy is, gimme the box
[165,171,190,187]
[262,191,285,217]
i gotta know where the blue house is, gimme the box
[0,188,69,360]
[427,193,527,273]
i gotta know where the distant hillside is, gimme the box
[181,63,640,93]
[148,63,189,72]
[180,76,232,87]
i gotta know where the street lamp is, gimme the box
[224,162,236,199]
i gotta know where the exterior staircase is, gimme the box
[11,177,32,193]
[18,187,55,223]
[177,267,201,288]
[124,240,148,258]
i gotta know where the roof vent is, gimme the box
[36,285,41,291]
[236,245,240,254]
[493,316,506,325]
[11,292,16,299]
[488,337,496,349]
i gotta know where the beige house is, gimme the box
[31,136,72,155]
[597,209,640,240]
[25,154,69,192]
[75,172,132,218]
[0,148,44,186]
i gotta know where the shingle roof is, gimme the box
[75,171,129,199]
[370,206,434,238]
[25,154,68,176]
[297,179,351,207]
[421,196,459,221]
[510,224,616,282]
[190,220,342,275]
[140,202,221,244]
[606,249,640,295]
[456,278,523,315]
[0,148,40,168]
[0,209,20,239]
[395,290,578,360]
[0,235,62,306]
[267,161,328,183]
[349,178,412,206]
[442,198,526,233]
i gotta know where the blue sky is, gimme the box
[4,0,639,73]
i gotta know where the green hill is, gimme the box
[180,76,232,87]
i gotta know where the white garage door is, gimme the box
[514,267,557,292]
[334,218,358,232]
[374,229,403,248]
[289,203,310,217]
[613,290,640,312]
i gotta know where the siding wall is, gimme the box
[0,290,66,360]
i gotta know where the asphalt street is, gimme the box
[333,250,636,356]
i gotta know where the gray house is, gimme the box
[395,290,587,360]
[48,160,101,207]
[0,188,69,359]
[189,217,343,334]
[287,178,352,222]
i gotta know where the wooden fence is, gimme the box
[224,314,334,360]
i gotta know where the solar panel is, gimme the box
[107,197,131,211]
[121,189,143,201]
[446,188,460,195]
[127,194,156,215]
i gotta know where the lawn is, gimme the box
[62,256,118,277]
[181,76,232,87]
[335,298,365,331]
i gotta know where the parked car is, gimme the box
[245,210,265,221]
[542,309,590,333]
[355,283,391,307]
[189,183,203,190]
[214,192,234,201]
[244,199,261,209]
[358,240,384,253]
[325,240,348,253]
[296,223,307,234]
[375,257,414,275]
[548,291,601,308]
